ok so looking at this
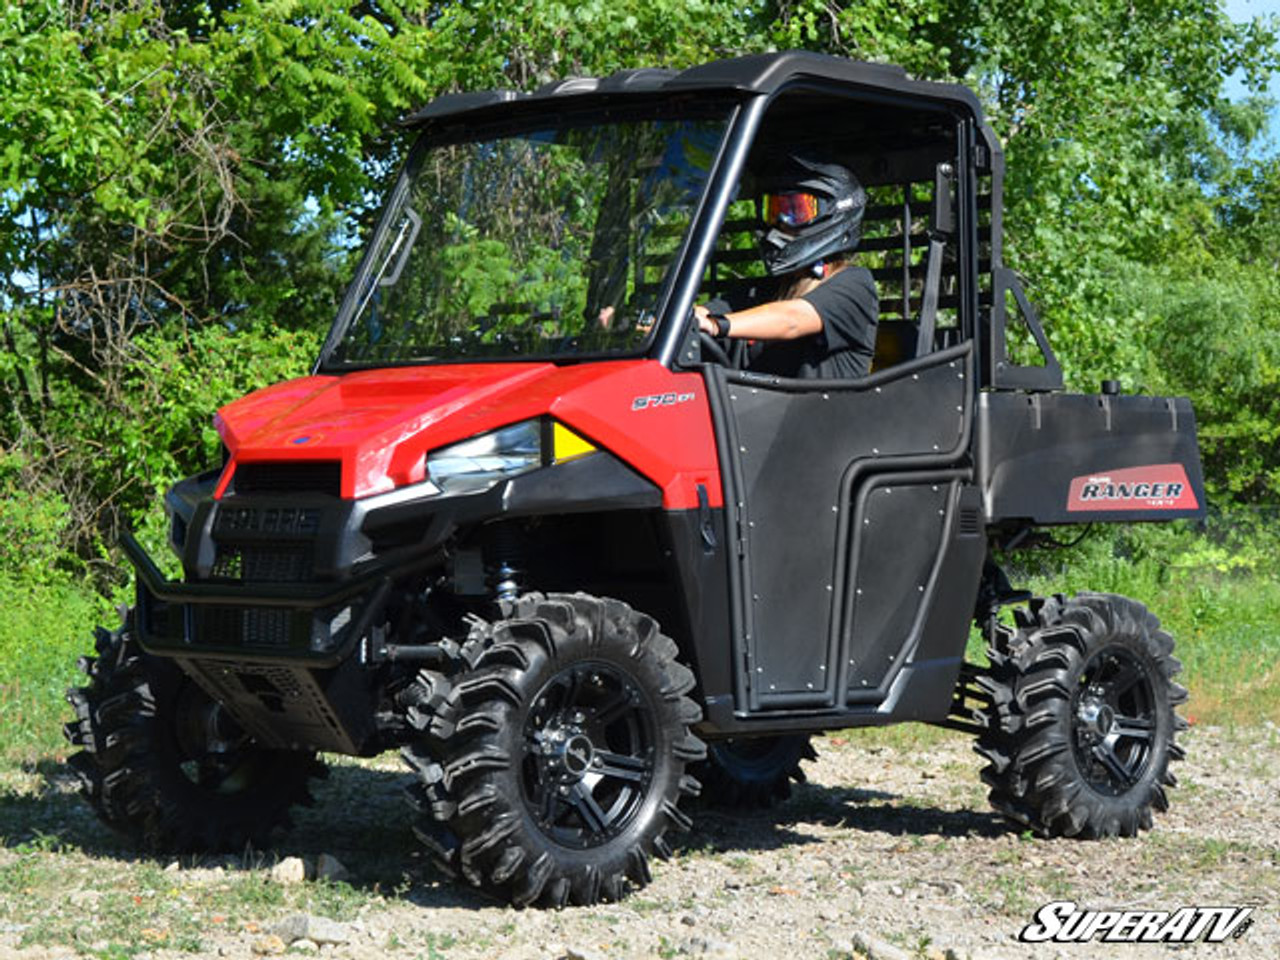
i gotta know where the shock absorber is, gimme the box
[484,523,527,602]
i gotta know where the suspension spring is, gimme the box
[484,523,527,602]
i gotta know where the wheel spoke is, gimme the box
[544,670,581,715]
[1104,660,1144,701]
[562,669,585,713]
[570,782,610,834]
[537,778,560,825]
[588,688,633,729]
[1112,714,1155,742]
[594,749,649,783]
[521,752,560,826]
[1092,740,1137,788]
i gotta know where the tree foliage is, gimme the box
[0,0,1277,583]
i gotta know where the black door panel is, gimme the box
[842,476,953,697]
[710,342,973,714]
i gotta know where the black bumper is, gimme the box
[128,530,396,667]
[130,449,663,666]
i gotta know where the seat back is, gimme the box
[870,319,919,372]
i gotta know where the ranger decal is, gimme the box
[1067,464,1198,512]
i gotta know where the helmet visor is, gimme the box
[762,191,823,229]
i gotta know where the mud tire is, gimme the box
[975,593,1187,838]
[64,613,325,852]
[694,736,816,808]
[401,593,704,907]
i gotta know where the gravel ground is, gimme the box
[1,724,1276,960]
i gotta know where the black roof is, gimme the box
[403,51,989,128]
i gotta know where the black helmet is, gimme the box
[756,155,866,276]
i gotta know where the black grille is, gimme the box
[211,547,242,580]
[233,461,341,497]
[195,607,301,650]
[213,545,313,582]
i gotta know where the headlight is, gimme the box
[427,420,543,494]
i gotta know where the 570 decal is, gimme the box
[631,391,696,411]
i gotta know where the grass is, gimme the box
[0,755,389,957]
[0,574,106,764]
[1005,519,1280,727]
[1150,577,1280,725]
[0,849,371,956]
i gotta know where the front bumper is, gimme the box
[125,451,663,755]
[127,530,396,667]
[130,449,662,666]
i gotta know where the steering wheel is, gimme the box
[698,330,731,366]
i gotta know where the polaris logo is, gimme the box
[1067,463,1198,512]
[632,392,695,411]
[1019,900,1253,944]
[216,506,322,536]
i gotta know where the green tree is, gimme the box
[1,0,1278,581]
[0,1,442,564]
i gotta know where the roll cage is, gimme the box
[316,51,1060,392]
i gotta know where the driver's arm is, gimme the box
[694,300,822,341]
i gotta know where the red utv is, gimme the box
[66,52,1204,907]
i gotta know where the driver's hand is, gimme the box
[693,304,716,336]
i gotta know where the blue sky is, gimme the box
[1224,0,1280,151]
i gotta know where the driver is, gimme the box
[695,155,878,379]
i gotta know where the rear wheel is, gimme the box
[402,593,704,906]
[65,613,324,852]
[975,593,1187,838]
[695,735,816,808]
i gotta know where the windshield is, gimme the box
[326,107,732,366]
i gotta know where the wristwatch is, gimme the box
[707,312,731,338]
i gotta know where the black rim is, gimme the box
[521,662,656,849]
[1071,645,1158,797]
[171,682,262,795]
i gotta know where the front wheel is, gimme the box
[975,593,1187,838]
[402,593,705,906]
[694,735,816,808]
[65,613,325,852]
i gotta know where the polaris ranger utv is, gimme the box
[66,52,1205,907]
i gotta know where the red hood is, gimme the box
[217,363,568,497]
[214,359,722,507]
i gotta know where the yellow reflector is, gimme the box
[552,422,596,463]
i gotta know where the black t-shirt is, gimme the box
[748,266,879,380]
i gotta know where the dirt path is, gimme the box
[1,724,1276,959]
